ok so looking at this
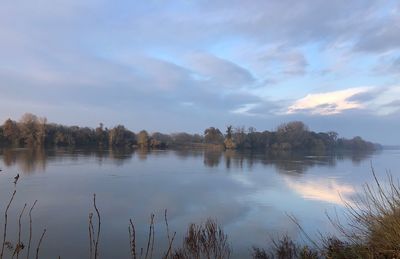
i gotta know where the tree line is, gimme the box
[0,113,379,151]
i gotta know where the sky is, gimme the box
[0,0,400,144]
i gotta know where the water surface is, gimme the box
[0,148,399,258]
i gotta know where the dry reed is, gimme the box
[35,228,46,259]
[1,190,16,259]
[27,200,37,259]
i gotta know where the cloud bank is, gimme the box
[0,0,399,143]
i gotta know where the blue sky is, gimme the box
[1,0,400,144]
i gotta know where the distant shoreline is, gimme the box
[1,113,380,152]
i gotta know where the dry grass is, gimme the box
[251,236,318,259]
[252,167,400,259]
[1,190,16,259]
[325,166,400,258]
[127,215,229,259]
[171,219,230,259]
[0,178,45,259]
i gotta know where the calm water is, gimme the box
[0,148,399,258]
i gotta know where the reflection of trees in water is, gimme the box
[137,149,149,161]
[203,149,222,168]
[1,148,47,174]
[220,149,321,174]
[224,150,245,169]
[107,148,135,165]
[0,147,376,174]
[335,149,376,165]
[173,149,203,160]
[20,148,47,173]
[0,148,136,173]
[206,149,375,175]
[2,149,17,167]
[265,151,337,175]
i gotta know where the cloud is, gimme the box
[187,53,255,89]
[127,56,194,91]
[0,46,267,131]
[194,0,372,42]
[1,0,397,56]
[354,16,400,53]
[371,86,400,115]
[390,56,400,73]
[382,100,400,108]
[374,56,400,76]
[230,103,260,116]
[347,87,387,102]
[261,46,308,76]
[287,87,371,115]
[0,0,400,144]
[230,99,288,117]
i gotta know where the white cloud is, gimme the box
[287,87,371,115]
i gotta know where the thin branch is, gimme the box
[15,203,27,259]
[27,200,37,259]
[93,194,101,259]
[89,213,94,259]
[164,209,170,245]
[145,214,155,259]
[35,229,46,259]
[163,232,176,259]
[128,227,132,259]
[129,219,136,259]
[90,213,95,250]
[151,215,155,259]
[1,190,16,259]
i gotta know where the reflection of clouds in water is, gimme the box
[225,206,301,258]
[0,147,391,258]
[0,163,254,258]
[230,174,254,187]
[284,177,355,206]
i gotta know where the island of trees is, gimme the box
[0,113,379,151]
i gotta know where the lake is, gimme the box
[0,148,399,258]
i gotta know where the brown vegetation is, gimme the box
[0,181,45,259]
[252,167,400,259]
